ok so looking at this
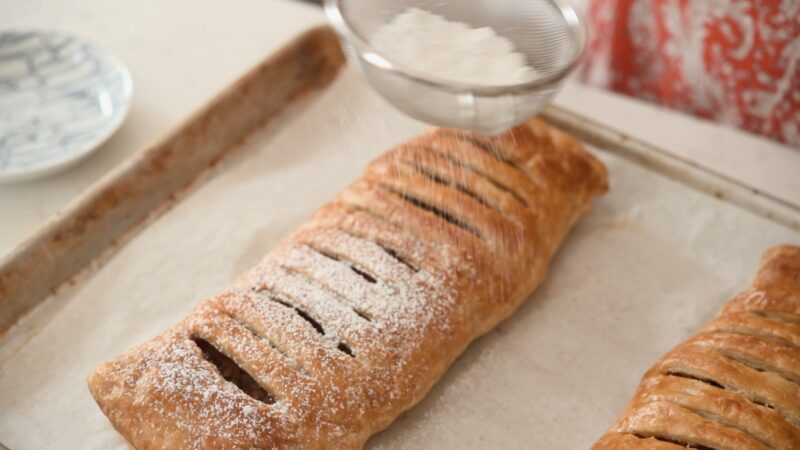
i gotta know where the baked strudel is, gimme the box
[88,119,608,449]
[593,245,800,450]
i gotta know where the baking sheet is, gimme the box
[1,68,798,449]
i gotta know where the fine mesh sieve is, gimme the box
[325,0,585,135]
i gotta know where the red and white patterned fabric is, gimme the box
[581,0,800,148]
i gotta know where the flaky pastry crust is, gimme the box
[592,245,800,450]
[88,119,607,449]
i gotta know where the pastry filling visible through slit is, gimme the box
[665,372,725,389]
[258,290,356,358]
[275,265,374,322]
[380,184,483,238]
[404,161,494,209]
[220,309,313,378]
[665,371,780,411]
[293,305,326,335]
[426,146,530,207]
[306,244,380,284]
[337,342,354,356]
[193,338,276,404]
[377,243,419,272]
[350,266,377,284]
[333,225,420,273]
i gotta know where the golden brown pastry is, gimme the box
[88,119,608,449]
[593,245,800,450]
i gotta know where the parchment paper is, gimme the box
[1,69,798,449]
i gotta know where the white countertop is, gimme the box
[1,0,798,257]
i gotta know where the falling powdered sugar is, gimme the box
[371,7,538,86]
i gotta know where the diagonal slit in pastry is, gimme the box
[750,310,800,325]
[713,348,800,386]
[674,403,776,449]
[708,327,800,353]
[258,289,356,358]
[277,265,373,322]
[337,342,354,356]
[437,130,543,188]
[630,433,718,450]
[218,309,311,377]
[426,147,530,207]
[305,244,379,284]
[193,337,276,404]
[350,266,377,284]
[664,370,790,418]
[377,243,419,273]
[403,161,494,209]
[333,226,420,273]
[263,294,326,336]
[665,371,725,389]
[380,184,483,239]
[339,201,420,238]
[438,130,517,167]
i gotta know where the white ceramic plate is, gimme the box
[0,30,132,183]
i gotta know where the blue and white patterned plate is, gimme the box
[0,30,132,183]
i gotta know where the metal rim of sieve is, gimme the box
[324,0,586,96]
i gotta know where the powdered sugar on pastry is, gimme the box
[87,119,608,449]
